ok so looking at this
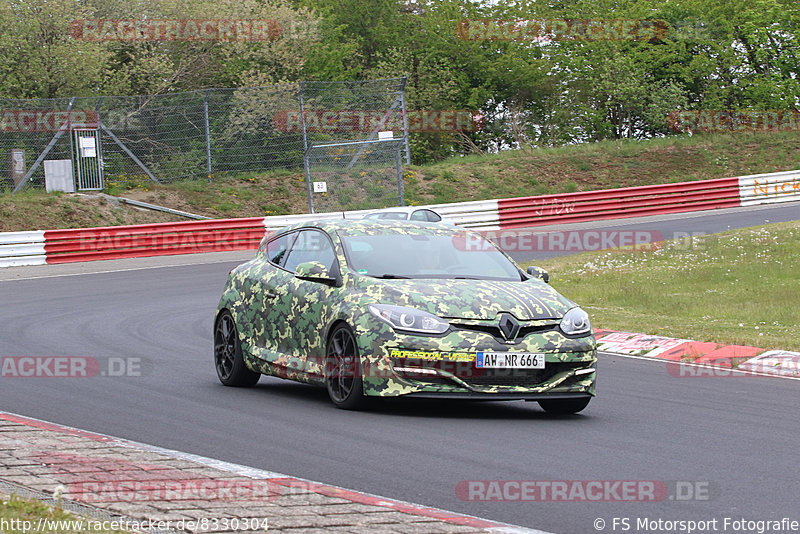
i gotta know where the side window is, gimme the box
[265,232,297,267]
[410,210,428,221]
[410,209,441,222]
[283,230,337,273]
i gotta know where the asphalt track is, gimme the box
[1,204,799,534]
[506,201,800,262]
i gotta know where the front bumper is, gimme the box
[356,322,597,398]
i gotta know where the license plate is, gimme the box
[476,352,545,369]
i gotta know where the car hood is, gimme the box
[357,277,576,320]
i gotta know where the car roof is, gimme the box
[278,218,458,237]
[364,206,444,218]
[367,206,427,215]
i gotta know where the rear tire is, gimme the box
[538,397,591,414]
[214,310,260,387]
[325,324,367,410]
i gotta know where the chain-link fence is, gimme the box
[300,78,409,213]
[305,138,405,213]
[1,96,80,191]
[0,78,408,213]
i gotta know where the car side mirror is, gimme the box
[526,266,550,283]
[295,261,338,285]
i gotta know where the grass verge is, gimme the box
[2,130,800,231]
[0,189,185,232]
[525,221,800,352]
[0,493,131,534]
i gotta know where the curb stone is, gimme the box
[0,412,549,534]
[594,329,800,377]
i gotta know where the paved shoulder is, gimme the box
[0,412,547,534]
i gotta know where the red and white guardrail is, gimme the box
[0,219,265,268]
[2,170,798,268]
[0,231,47,268]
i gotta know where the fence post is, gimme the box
[396,142,404,206]
[399,75,410,165]
[299,81,314,213]
[204,89,212,182]
[95,96,105,189]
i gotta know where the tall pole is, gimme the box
[204,90,212,183]
[399,76,410,165]
[396,142,404,206]
[299,82,314,213]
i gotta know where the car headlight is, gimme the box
[368,304,450,335]
[559,307,592,336]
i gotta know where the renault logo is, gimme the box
[498,313,521,341]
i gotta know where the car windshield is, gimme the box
[341,231,522,280]
[375,212,408,220]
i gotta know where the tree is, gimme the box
[0,0,109,98]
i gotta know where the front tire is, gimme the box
[325,324,366,410]
[214,310,260,387]
[538,397,591,414]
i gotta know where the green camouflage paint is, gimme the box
[216,220,596,398]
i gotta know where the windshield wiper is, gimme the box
[371,274,412,279]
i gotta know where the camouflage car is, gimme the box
[214,219,596,412]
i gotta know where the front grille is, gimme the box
[392,359,589,388]
[461,365,564,387]
[450,322,557,342]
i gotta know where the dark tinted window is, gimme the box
[283,230,336,273]
[425,210,442,222]
[265,232,296,266]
